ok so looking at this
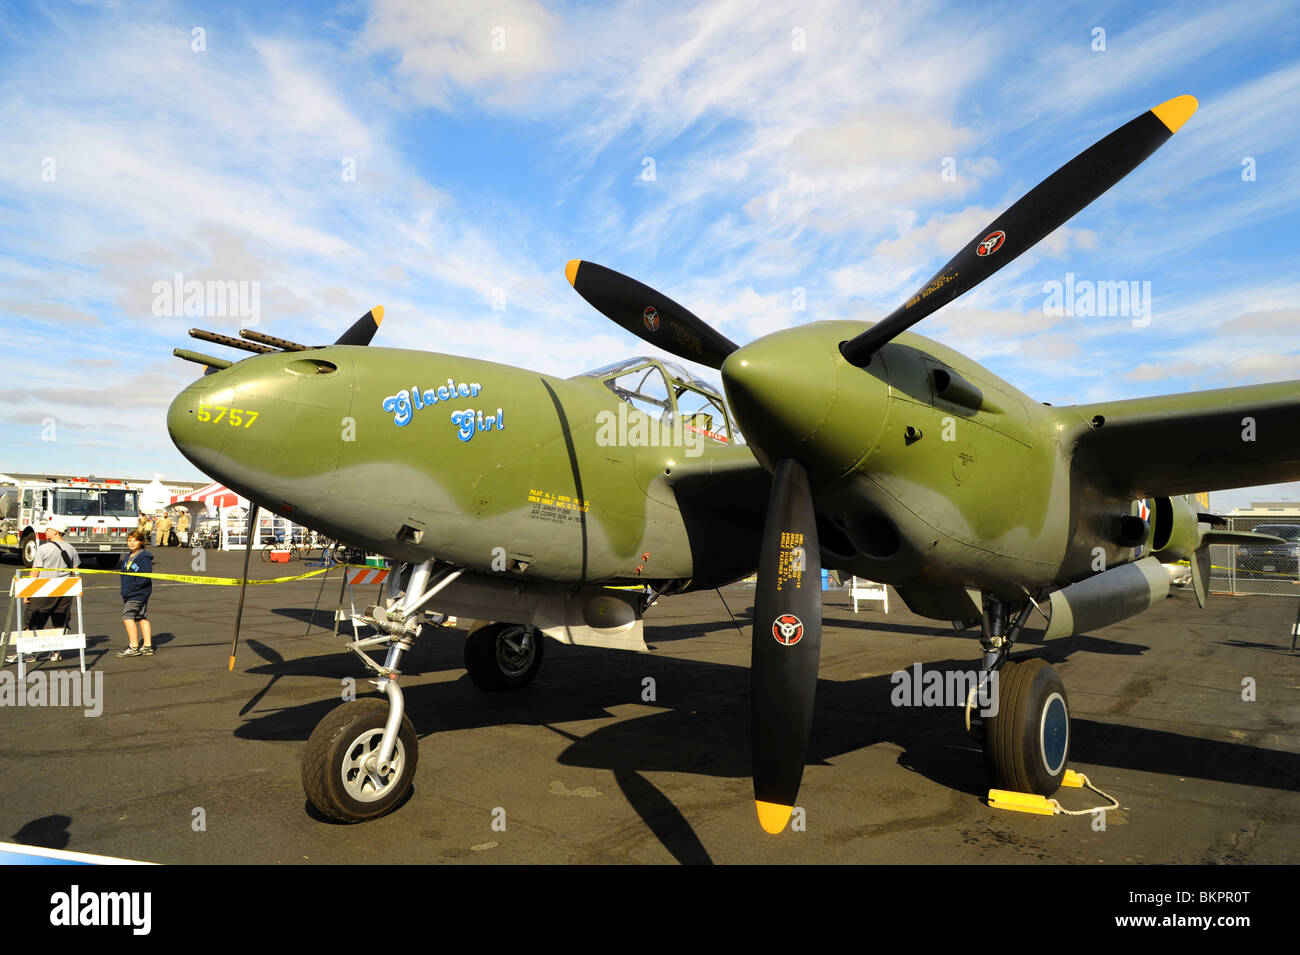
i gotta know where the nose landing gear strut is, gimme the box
[302,560,461,822]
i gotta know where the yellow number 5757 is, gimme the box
[197,404,259,428]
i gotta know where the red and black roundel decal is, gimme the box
[772,614,804,647]
[975,230,1006,257]
[643,306,660,332]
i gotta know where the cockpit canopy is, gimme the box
[577,357,741,444]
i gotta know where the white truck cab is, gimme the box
[0,478,141,568]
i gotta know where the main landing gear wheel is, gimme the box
[302,698,418,823]
[464,622,544,691]
[983,657,1070,797]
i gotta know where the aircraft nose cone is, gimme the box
[166,352,356,502]
[168,378,226,476]
[721,326,872,483]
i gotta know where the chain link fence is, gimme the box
[1208,517,1300,597]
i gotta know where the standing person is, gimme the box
[16,521,80,664]
[176,509,191,548]
[117,530,154,657]
[156,511,173,548]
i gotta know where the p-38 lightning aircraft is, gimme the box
[168,93,1297,833]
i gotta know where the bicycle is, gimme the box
[259,534,307,562]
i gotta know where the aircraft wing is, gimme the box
[1059,380,1300,497]
[665,446,770,587]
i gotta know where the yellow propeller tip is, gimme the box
[564,259,581,287]
[1152,94,1198,134]
[756,800,792,834]
[372,305,384,326]
[228,655,237,671]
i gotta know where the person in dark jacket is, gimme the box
[117,530,155,657]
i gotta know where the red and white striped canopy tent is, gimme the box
[164,483,308,551]
[168,481,246,512]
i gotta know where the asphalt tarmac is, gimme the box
[2,549,1297,865]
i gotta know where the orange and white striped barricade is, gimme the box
[345,566,390,587]
[5,573,87,678]
[331,564,392,637]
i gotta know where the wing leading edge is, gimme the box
[1059,380,1300,498]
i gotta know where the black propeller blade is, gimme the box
[334,305,385,346]
[840,94,1198,365]
[565,260,739,369]
[751,458,822,834]
[228,503,259,671]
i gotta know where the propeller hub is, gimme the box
[721,323,886,484]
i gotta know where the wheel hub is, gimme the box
[342,728,406,802]
[496,627,536,678]
[1039,692,1069,775]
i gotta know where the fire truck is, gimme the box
[0,477,141,568]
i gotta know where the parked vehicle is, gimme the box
[0,477,140,567]
[1234,523,1300,580]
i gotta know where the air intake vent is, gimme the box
[396,523,424,545]
[931,367,983,410]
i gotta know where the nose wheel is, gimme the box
[302,698,419,822]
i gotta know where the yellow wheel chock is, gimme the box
[988,770,1118,816]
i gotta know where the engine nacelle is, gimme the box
[1150,495,1201,561]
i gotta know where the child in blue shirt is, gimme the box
[117,530,155,657]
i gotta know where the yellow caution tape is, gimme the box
[15,566,356,587]
[1208,567,1299,579]
[1172,559,1299,580]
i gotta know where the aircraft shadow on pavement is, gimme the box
[12,632,191,672]
[11,814,72,851]
[231,630,1298,864]
[271,606,357,632]
[233,626,474,718]
[1216,639,1298,655]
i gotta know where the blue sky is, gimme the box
[1,0,1298,511]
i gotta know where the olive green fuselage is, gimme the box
[167,323,1172,618]
[167,347,760,590]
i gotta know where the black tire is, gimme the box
[96,554,119,569]
[464,622,544,691]
[20,532,36,568]
[301,698,418,823]
[983,657,1070,796]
